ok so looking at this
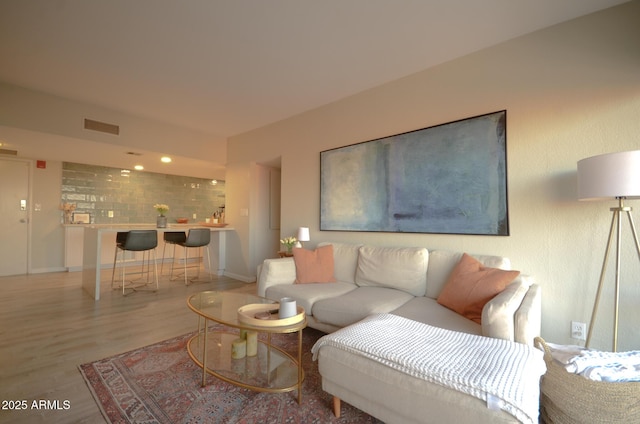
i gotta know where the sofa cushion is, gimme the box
[355,246,428,296]
[312,287,414,328]
[437,253,520,324]
[425,250,512,299]
[318,242,362,284]
[292,245,337,284]
[391,297,482,336]
[265,282,357,316]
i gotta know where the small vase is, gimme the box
[157,215,167,228]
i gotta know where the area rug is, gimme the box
[79,326,381,423]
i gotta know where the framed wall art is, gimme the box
[320,110,509,235]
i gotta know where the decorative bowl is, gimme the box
[176,218,189,224]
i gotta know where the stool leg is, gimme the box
[152,248,158,290]
[195,246,202,281]
[142,250,149,283]
[111,245,119,289]
[146,250,152,284]
[170,245,177,281]
[183,246,189,285]
[205,245,212,282]
[140,250,146,283]
[121,248,126,296]
[147,250,153,284]
[161,242,167,275]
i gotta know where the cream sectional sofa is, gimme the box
[256,242,542,423]
[257,242,540,344]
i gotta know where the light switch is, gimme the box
[240,208,249,217]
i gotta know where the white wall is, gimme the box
[0,83,226,179]
[226,2,640,350]
[0,82,225,160]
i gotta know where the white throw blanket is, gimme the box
[311,314,546,424]
[547,342,640,382]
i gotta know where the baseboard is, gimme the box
[223,271,256,283]
[30,266,67,274]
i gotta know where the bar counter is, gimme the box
[80,224,234,301]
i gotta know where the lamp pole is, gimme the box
[585,197,640,352]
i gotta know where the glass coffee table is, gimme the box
[186,291,307,403]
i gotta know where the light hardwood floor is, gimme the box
[0,267,255,424]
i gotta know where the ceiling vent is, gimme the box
[0,148,18,156]
[84,118,120,135]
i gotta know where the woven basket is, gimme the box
[534,337,640,424]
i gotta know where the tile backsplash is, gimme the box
[61,162,225,224]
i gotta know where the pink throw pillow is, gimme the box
[437,253,519,324]
[292,245,337,284]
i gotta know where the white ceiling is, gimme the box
[0,0,629,178]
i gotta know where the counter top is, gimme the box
[81,224,231,301]
[64,223,233,230]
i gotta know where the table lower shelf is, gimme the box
[187,330,304,395]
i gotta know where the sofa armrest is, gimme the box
[514,283,541,346]
[481,275,532,342]
[256,257,296,297]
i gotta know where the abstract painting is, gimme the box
[320,110,509,235]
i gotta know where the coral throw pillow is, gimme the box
[437,253,520,324]
[292,245,337,284]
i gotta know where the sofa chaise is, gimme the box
[256,242,543,423]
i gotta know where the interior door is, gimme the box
[0,159,29,276]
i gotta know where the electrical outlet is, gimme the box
[571,321,587,340]
[108,210,114,218]
[193,213,197,219]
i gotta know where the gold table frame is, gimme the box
[186,291,307,404]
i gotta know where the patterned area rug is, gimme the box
[79,326,381,423]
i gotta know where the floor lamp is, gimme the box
[577,150,640,352]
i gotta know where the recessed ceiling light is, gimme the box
[134,165,144,170]
[161,156,172,163]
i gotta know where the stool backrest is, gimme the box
[164,231,186,244]
[123,230,158,251]
[116,231,128,246]
[184,228,210,247]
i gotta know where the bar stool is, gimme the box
[110,231,128,287]
[170,228,212,285]
[160,231,186,275]
[111,230,159,295]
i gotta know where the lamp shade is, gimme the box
[577,150,640,201]
[297,227,310,242]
